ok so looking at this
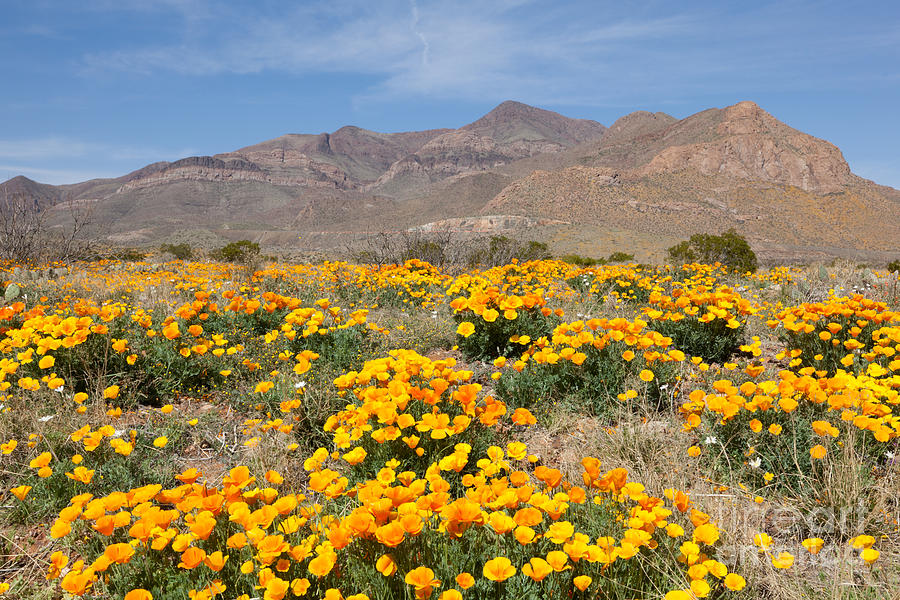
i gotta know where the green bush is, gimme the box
[559,252,635,267]
[667,229,758,273]
[211,240,260,263]
[607,251,635,263]
[110,248,146,262]
[888,259,900,273]
[651,316,745,365]
[454,308,557,361]
[559,253,606,267]
[467,236,551,267]
[495,344,629,417]
[159,243,193,260]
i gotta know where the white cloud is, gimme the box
[76,0,900,106]
[0,137,195,162]
[79,1,697,99]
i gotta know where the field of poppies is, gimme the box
[0,257,898,600]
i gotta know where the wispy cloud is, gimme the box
[79,1,707,104]
[68,0,900,107]
[0,137,199,185]
[0,137,196,162]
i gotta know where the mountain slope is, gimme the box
[481,101,897,261]
[1,100,897,264]
[364,101,606,198]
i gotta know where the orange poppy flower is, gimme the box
[178,547,207,569]
[104,543,135,565]
[405,566,441,599]
[455,573,474,589]
[482,557,516,582]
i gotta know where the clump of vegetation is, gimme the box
[667,229,758,272]
[558,253,603,267]
[159,243,193,260]
[888,259,900,273]
[211,239,260,263]
[558,251,635,267]
[109,247,146,262]
[466,235,552,267]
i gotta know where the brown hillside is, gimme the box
[2,100,897,264]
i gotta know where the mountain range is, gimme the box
[3,100,898,263]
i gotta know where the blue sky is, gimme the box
[2,0,899,187]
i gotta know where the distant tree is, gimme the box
[606,251,635,263]
[559,253,606,267]
[160,243,193,260]
[466,236,552,267]
[668,229,758,272]
[0,189,99,263]
[212,240,260,263]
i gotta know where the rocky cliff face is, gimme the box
[411,214,568,233]
[367,104,605,195]
[365,130,564,194]
[116,154,352,192]
[463,100,607,145]
[112,101,604,198]
[638,102,852,193]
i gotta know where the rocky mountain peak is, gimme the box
[463,100,607,146]
[636,101,853,193]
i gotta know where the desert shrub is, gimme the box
[887,259,900,273]
[559,253,606,267]
[159,243,193,260]
[110,247,146,262]
[466,236,551,267]
[1,189,101,263]
[401,239,446,266]
[211,239,260,263]
[668,229,758,273]
[606,251,635,263]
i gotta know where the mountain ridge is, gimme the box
[3,100,898,263]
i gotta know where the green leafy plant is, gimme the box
[159,243,193,260]
[668,229,758,273]
[211,240,260,263]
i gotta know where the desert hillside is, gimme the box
[2,100,897,263]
